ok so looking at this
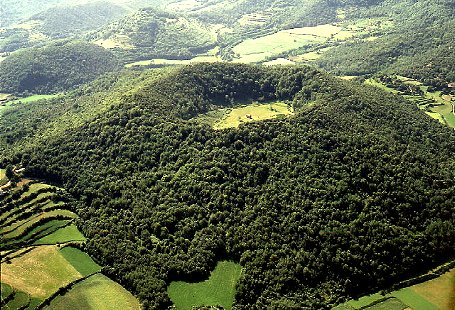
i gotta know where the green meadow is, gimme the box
[1,245,82,299]
[167,261,242,310]
[34,224,86,245]
[59,247,100,276]
[212,101,293,130]
[45,274,141,310]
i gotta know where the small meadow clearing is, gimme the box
[210,101,293,130]
[167,261,242,310]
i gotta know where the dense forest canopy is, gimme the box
[30,2,128,39]
[2,63,454,309]
[1,0,455,309]
[0,41,118,94]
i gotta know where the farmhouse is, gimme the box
[246,114,252,119]
[14,167,26,174]
[448,83,455,90]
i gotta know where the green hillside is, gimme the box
[0,41,118,94]
[87,7,216,61]
[2,63,454,308]
[30,2,128,39]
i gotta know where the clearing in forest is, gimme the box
[45,273,141,310]
[209,101,293,130]
[167,261,242,310]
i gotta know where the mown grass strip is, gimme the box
[2,220,71,249]
[34,224,86,245]
[2,210,77,239]
[59,247,101,277]
[3,291,30,310]
[44,273,140,310]
[1,282,14,303]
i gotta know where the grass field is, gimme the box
[34,224,86,245]
[167,261,242,310]
[337,268,455,310]
[3,291,30,310]
[232,24,337,63]
[20,183,54,197]
[60,247,100,276]
[263,58,296,66]
[4,219,70,247]
[363,297,407,310]
[1,245,82,299]
[1,210,77,238]
[46,274,141,310]
[125,54,220,68]
[1,282,14,300]
[212,101,293,129]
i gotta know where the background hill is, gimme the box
[29,2,128,39]
[87,7,216,61]
[0,41,118,94]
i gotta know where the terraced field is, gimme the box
[365,77,455,129]
[0,177,139,310]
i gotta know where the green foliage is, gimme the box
[59,247,101,276]
[31,2,127,39]
[0,41,118,94]
[3,291,30,310]
[316,0,455,88]
[168,261,242,310]
[88,7,215,62]
[2,63,454,308]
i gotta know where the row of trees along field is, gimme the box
[1,64,454,308]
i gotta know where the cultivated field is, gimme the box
[34,224,86,245]
[45,274,141,310]
[335,267,455,310]
[167,261,242,310]
[232,26,329,63]
[1,245,82,299]
[0,178,139,309]
[365,77,455,129]
[59,247,100,276]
